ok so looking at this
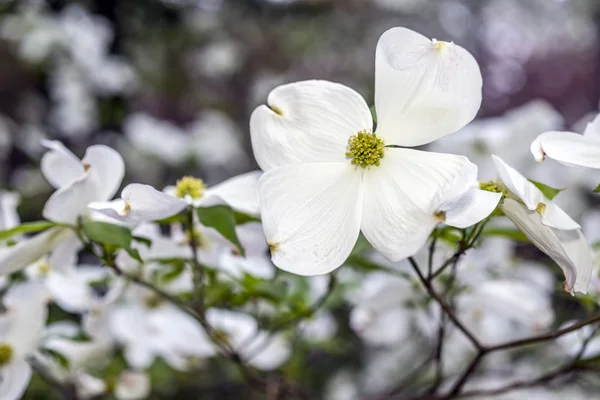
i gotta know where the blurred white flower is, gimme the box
[217,222,274,279]
[252,27,498,275]
[124,113,191,166]
[349,271,436,346]
[456,279,554,346]
[206,309,291,370]
[0,284,49,400]
[195,40,242,77]
[491,155,593,293]
[108,285,215,370]
[189,111,248,173]
[49,63,97,138]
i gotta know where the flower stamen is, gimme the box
[175,176,206,200]
[345,130,385,168]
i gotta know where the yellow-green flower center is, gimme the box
[175,176,206,199]
[345,130,385,168]
[0,343,14,366]
[143,294,162,309]
[479,180,507,195]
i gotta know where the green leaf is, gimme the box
[528,179,564,200]
[234,211,261,225]
[82,220,133,248]
[594,184,600,193]
[0,221,55,241]
[483,227,530,243]
[197,205,245,256]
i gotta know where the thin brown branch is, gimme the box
[408,257,484,352]
[186,206,205,314]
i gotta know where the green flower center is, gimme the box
[345,130,385,168]
[175,176,206,199]
[0,343,14,366]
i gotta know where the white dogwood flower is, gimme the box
[531,113,600,169]
[0,140,124,275]
[89,171,261,224]
[250,27,501,275]
[489,155,593,294]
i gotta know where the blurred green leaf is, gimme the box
[197,205,245,256]
[133,235,152,247]
[0,221,55,241]
[483,227,530,243]
[594,184,600,193]
[83,220,132,248]
[43,348,70,369]
[234,211,261,225]
[528,179,564,200]
[432,226,463,244]
[241,274,288,304]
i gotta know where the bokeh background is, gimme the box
[1,0,600,399]
[1,0,599,221]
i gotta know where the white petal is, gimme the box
[5,289,47,358]
[204,170,261,215]
[440,188,502,229]
[530,131,600,169]
[40,140,85,189]
[0,359,32,400]
[500,198,592,294]
[250,80,372,171]
[556,229,593,294]
[492,155,580,230]
[258,162,363,275]
[82,145,125,201]
[374,28,482,146]
[43,173,99,224]
[583,114,600,137]
[0,227,74,275]
[124,344,155,369]
[90,184,186,223]
[115,371,151,400]
[361,149,477,261]
[46,270,95,313]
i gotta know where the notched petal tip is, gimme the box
[268,104,284,117]
[530,136,546,163]
[433,210,446,222]
[535,202,546,216]
[268,241,279,255]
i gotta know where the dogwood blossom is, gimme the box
[531,113,600,169]
[487,156,593,293]
[0,140,124,274]
[251,27,501,275]
[89,171,261,224]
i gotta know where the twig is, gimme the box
[408,257,483,352]
[186,207,205,314]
